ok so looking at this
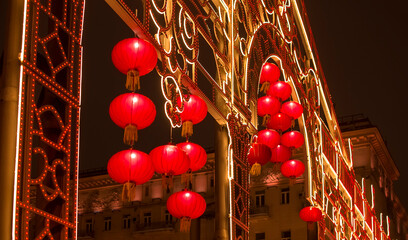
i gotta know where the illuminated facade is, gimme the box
[76,121,408,240]
[1,0,406,239]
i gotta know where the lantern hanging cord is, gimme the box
[170,125,173,144]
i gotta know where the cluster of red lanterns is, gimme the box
[248,62,305,180]
[107,38,207,232]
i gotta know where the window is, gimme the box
[123,215,131,229]
[104,217,111,231]
[255,190,265,207]
[281,230,291,240]
[143,212,152,226]
[256,232,265,240]
[145,186,150,197]
[165,210,173,223]
[210,177,214,187]
[281,188,289,204]
[85,219,93,233]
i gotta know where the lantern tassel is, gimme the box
[121,182,136,202]
[260,82,270,94]
[250,163,262,176]
[180,217,192,232]
[126,70,140,92]
[124,125,138,146]
[262,114,271,126]
[162,175,174,191]
[181,170,192,186]
[181,121,193,138]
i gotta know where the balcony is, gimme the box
[77,230,94,239]
[250,205,269,217]
[134,221,175,232]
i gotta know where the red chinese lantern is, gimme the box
[107,149,154,201]
[150,144,190,189]
[109,93,156,146]
[280,159,305,182]
[281,101,303,119]
[257,129,280,149]
[266,113,292,132]
[299,206,322,223]
[266,81,292,101]
[248,143,271,176]
[178,95,208,138]
[257,96,281,126]
[167,190,206,232]
[177,142,207,184]
[259,62,280,93]
[112,38,158,91]
[270,144,291,163]
[281,131,304,149]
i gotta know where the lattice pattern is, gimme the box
[15,0,84,239]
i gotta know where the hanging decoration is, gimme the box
[257,96,281,126]
[281,101,303,120]
[109,93,156,146]
[177,141,207,184]
[112,38,158,91]
[247,143,271,176]
[266,112,292,132]
[107,149,154,201]
[178,94,208,138]
[257,129,280,149]
[280,159,305,184]
[281,131,305,149]
[299,206,323,223]
[270,144,291,163]
[149,144,190,189]
[259,62,280,93]
[266,81,292,101]
[167,190,206,232]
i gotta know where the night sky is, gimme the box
[0,0,407,205]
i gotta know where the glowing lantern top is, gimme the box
[177,142,207,172]
[280,159,305,179]
[257,96,281,117]
[149,144,190,176]
[299,207,323,223]
[270,144,291,163]
[260,63,280,84]
[112,38,158,91]
[266,112,292,132]
[267,81,292,101]
[281,131,304,149]
[178,95,208,138]
[281,101,303,119]
[257,129,280,149]
[167,190,206,232]
[107,149,154,185]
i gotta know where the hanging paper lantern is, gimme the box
[266,113,292,132]
[280,159,305,181]
[270,144,291,163]
[266,81,292,101]
[167,190,206,232]
[177,142,207,184]
[248,143,271,176]
[281,131,304,149]
[299,206,323,223]
[112,38,158,91]
[178,95,208,138]
[257,129,280,149]
[109,93,156,146]
[259,62,280,93]
[257,96,281,126]
[107,149,154,201]
[150,144,190,189]
[281,101,303,119]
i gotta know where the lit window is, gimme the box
[143,212,152,226]
[281,230,291,240]
[281,188,290,204]
[104,217,112,231]
[85,219,93,233]
[165,210,173,223]
[256,232,265,240]
[123,215,131,229]
[255,190,265,207]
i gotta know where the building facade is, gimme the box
[77,117,408,240]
